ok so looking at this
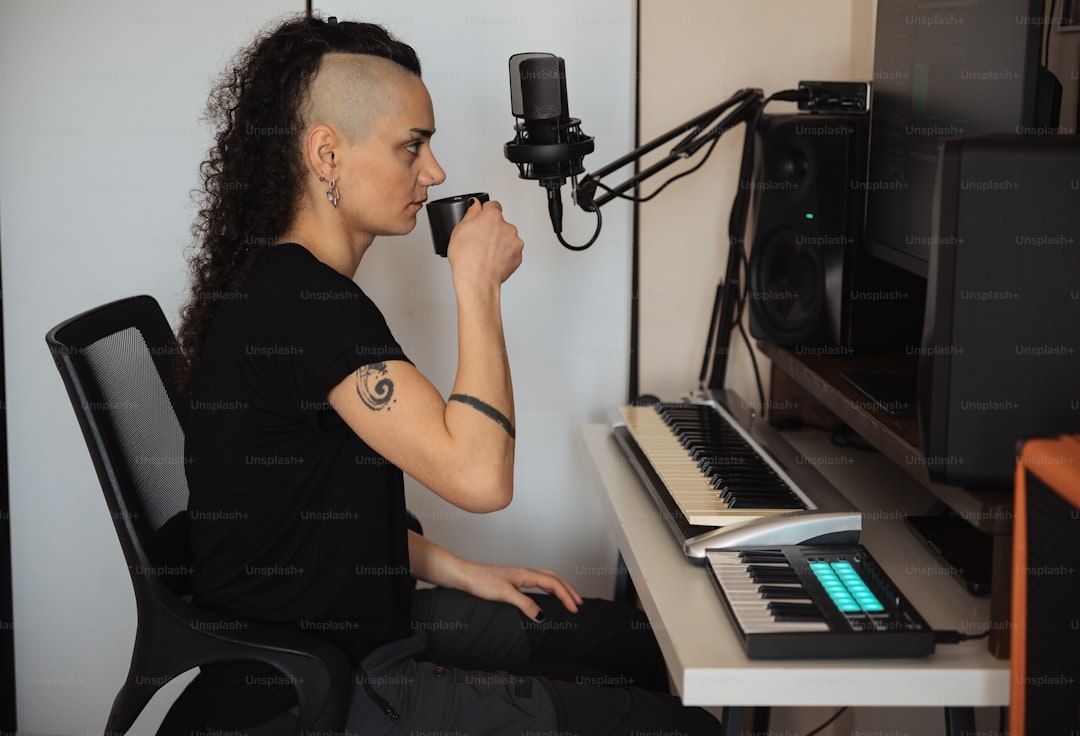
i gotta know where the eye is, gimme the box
[405,140,422,156]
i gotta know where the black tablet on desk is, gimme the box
[904,515,993,596]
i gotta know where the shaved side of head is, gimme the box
[302,52,419,144]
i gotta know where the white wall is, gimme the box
[0,1,634,732]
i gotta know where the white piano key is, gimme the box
[706,550,831,635]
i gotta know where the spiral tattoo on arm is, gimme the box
[355,362,396,411]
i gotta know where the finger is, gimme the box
[459,198,484,221]
[481,199,503,213]
[529,566,587,605]
[531,566,583,600]
[504,587,547,622]
[518,570,581,613]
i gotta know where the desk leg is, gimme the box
[719,706,770,735]
[944,706,975,736]
[613,550,635,605]
[720,706,745,736]
[988,532,1013,659]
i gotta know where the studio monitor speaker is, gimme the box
[919,134,1080,488]
[746,113,924,351]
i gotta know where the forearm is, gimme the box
[452,285,513,418]
[408,529,468,589]
[444,284,515,496]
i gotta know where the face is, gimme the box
[335,74,446,240]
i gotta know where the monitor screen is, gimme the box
[865,0,1044,276]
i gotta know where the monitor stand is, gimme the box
[840,371,918,420]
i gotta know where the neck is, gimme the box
[278,202,373,278]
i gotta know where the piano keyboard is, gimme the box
[611,398,860,556]
[705,546,935,659]
[617,403,809,527]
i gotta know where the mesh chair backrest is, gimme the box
[49,297,194,595]
[81,325,189,533]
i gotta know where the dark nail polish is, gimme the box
[535,609,546,623]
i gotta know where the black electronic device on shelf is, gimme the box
[905,515,993,596]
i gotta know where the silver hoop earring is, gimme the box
[326,177,340,207]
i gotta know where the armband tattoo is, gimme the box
[448,393,515,440]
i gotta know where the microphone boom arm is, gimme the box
[566,86,766,390]
[575,88,764,211]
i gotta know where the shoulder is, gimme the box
[247,243,407,363]
[242,243,381,317]
[251,243,362,293]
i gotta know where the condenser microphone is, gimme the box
[504,53,595,236]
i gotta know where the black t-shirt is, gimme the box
[185,243,414,725]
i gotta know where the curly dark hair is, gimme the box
[175,14,421,392]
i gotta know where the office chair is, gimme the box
[45,295,351,736]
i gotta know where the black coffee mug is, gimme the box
[426,192,489,257]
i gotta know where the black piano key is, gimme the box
[738,549,786,563]
[688,439,754,456]
[747,565,801,584]
[758,584,811,600]
[695,452,764,468]
[717,482,804,500]
[712,474,788,489]
[716,482,793,496]
[717,486,784,498]
[725,496,805,510]
[767,602,826,622]
[708,472,795,491]
[718,490,802,505]
[716,488,795,503]
[720,490,805,509]
[706,468,785,482]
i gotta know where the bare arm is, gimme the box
[327,199,522,512]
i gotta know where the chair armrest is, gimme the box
[130,575,352,736]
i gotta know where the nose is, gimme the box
[425,151,447,188]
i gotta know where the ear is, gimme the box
[302,123,339,180]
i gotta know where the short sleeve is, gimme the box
[257,244,412,409]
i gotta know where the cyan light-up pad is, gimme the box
[810,560,884,614]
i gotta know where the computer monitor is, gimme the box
[864,0,1051,277]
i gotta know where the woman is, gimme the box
[178,13,720,735]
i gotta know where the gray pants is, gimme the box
[233,588,720,735]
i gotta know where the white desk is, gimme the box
[580,423,1010,709]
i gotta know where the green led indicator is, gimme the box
[805,213,815,220]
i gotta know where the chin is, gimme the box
[400,213,421,235]
[376,216,419,238]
